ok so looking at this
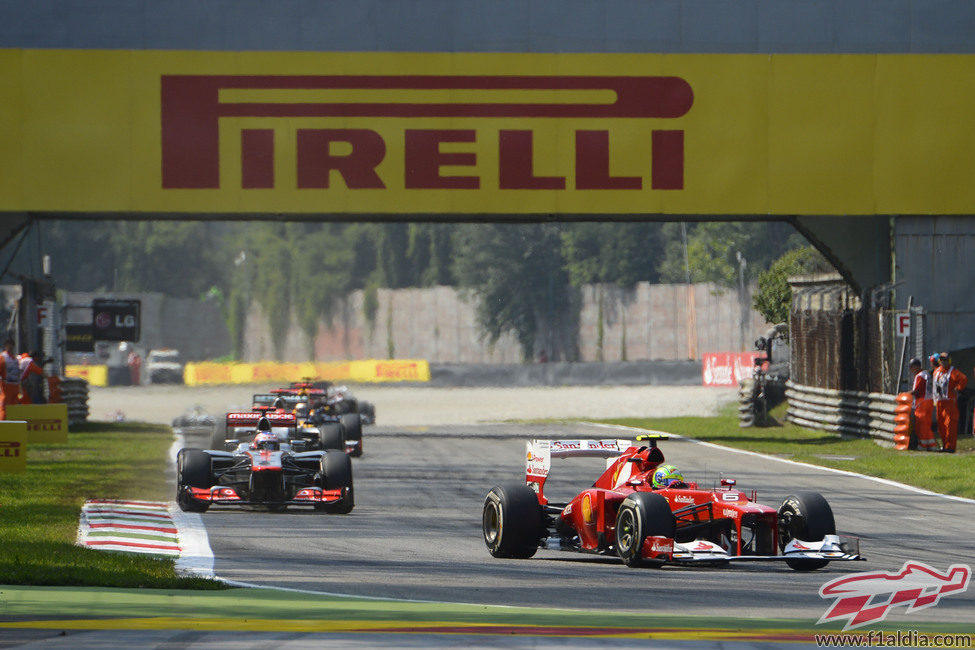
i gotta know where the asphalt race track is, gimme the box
[194,422,975,626]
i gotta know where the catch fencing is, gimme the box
[789,276,893,394]
[785,274,898,442]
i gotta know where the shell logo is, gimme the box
[582,493,594,524]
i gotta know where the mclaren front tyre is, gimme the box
[176,448,212,513]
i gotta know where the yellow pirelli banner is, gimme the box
[65,365,108,387]
[6,404,69,443]
[0,421,27,473]
[2,50,975,216]
[184,360,430,386]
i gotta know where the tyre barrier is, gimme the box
[738,378,760,427]
[738,365,789,428]
[60,377,90,426]
[784,381,897,444]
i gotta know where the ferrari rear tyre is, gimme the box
[176,449,212,513]
[317,452,354,514]
[615,492,676,568]
[778,492,835,571]
[482,483,543,559]
[319,423,345,451]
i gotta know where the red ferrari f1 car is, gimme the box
[482,435,862,570]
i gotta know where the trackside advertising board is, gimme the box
[0,421,27,473]
[64,365,108,387]
[702,352,766,387]
[183,359,430,386]
[2,51,975,215]
[6,404,69,443]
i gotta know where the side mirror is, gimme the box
[720,478,737,487]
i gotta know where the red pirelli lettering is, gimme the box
[297,129,386,189]
[405,130,479,189]
[161,74,693,190]
[575,131,641,190]
[499,130,566,190]
[241,129,274,189]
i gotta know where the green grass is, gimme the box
[2,584,972,634]
[0,422,222,589]
[600,402,975,500]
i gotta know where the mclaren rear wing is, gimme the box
[225,411,297,440]
[526,439,633,504]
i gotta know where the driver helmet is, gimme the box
[253,431,279,451]
[295,402,309,418]
[652,464,685,489]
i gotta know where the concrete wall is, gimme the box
[578,283,768,362]
[429,360,703,387]
[241,282,769,363]
[242,287,523,363]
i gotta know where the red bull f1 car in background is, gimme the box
[288,380,377,425]
[247,390,363,456]
[482,435,862,570]
[177,416,354,514]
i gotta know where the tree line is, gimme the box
[26,220,830,360]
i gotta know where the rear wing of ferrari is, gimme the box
[526,439,633,504]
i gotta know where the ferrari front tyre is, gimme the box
[319,423,345,451]
[176,448,212,513]
[615,492,676,568]
[317,452,354,514]
[482,483,543,559]
[778,491,836,571]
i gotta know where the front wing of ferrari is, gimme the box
[644,534,862,564]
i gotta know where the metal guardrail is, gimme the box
[785,380,897,443]
[60,377,89,426]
